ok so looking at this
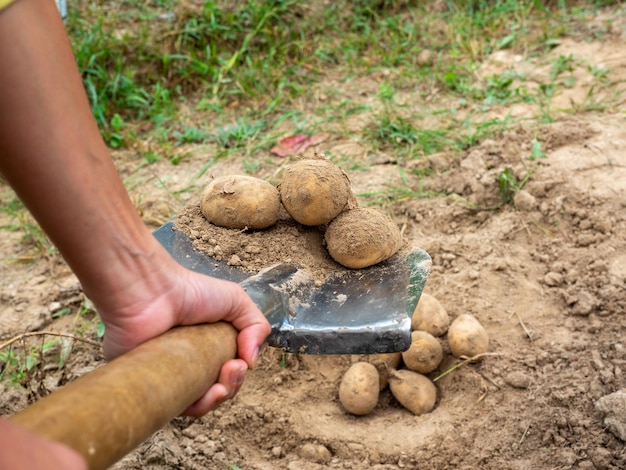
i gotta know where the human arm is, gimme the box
[0,0,270,416]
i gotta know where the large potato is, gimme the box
[389,369,437,415]
[279,158,354,226]
[402,331,443,374]
[338,362,380,416]
[325,207,404,269]
[447,314,489,359]
[411,293,450,337]
[200,175,281,230]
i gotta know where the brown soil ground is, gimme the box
[2,9,626,470]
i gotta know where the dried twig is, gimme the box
[0,331,100,351]
[510,311,536,341]
[432,352,502,382]
[519,423,532,445]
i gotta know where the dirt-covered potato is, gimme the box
[338,362,380,416]
[389,369,437,415]
[200,175,281,230]
[402,331,443,374]
[325,207,404,269]
[368,352,402,390]
[279,157,354,226]
[447,314,489,359]
[411,293,450,337]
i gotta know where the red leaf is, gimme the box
[270,132,331,157]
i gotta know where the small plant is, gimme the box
[0,331,101,385]
[550,54,575,81]
[1,196,56,260]
[105,113,127,148]
[214,119,266,149]
[0,338,60,384]
[172,125,211,145]
[529,139,547,160]
[497,166,535,205]
[370,115,420,146]
[377,81,396,102]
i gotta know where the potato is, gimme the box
[279,157,354,226]
[411,293,450,337]
[325,208,404,269]
[389,369,437,415]
[402,331,443,374]
[368,352,402,390]
[339,362,380,416]
[200,175,281,230]
[447,314,489,359]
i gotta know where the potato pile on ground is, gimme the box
[199,152,404,269]
[338,293,490,416]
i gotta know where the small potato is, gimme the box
[411,293,450,337]
[402,331,443,374]
[200,175,280,230]
[389,369,437,416]
[279,157,354,226]
[447,314,489,359]
[368,352,402,390]
[339,362,380,416]
[325,208,404,269]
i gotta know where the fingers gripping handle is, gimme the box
[9,322,238,470]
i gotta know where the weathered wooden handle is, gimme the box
[9,322,237,470]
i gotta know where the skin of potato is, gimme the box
[325,207,403,269]
[368,352,402,390]
[339,362,380,416]
[402,331,443,374]
[279,159,352,226]
[447,314,489,359]
[200,175,281,230]
[389,369,437,415]
[411,293,450,337]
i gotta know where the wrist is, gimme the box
[78,226,177,318]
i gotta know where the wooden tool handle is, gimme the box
[9,322,237,470]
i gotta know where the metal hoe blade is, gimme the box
[153,222,431,354]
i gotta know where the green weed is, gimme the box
[0,196,56,260]
[529,139,547,160]
[0,338,60,384]
[214,119,266,149]
[173,125,211,145]
[497,166,535,205]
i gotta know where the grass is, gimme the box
[62,0,622,149]
[0,298,103,386]
[0,193,56,261]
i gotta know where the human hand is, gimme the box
[88,252,270,417]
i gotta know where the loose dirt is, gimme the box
[2,14,626,470]
[175,203,342,281]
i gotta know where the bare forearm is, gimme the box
[0,0,270,423]
[0,0,165,305]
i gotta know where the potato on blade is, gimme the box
[325,207,404,269]
[201,175,281,230]
[279,157,355,226]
